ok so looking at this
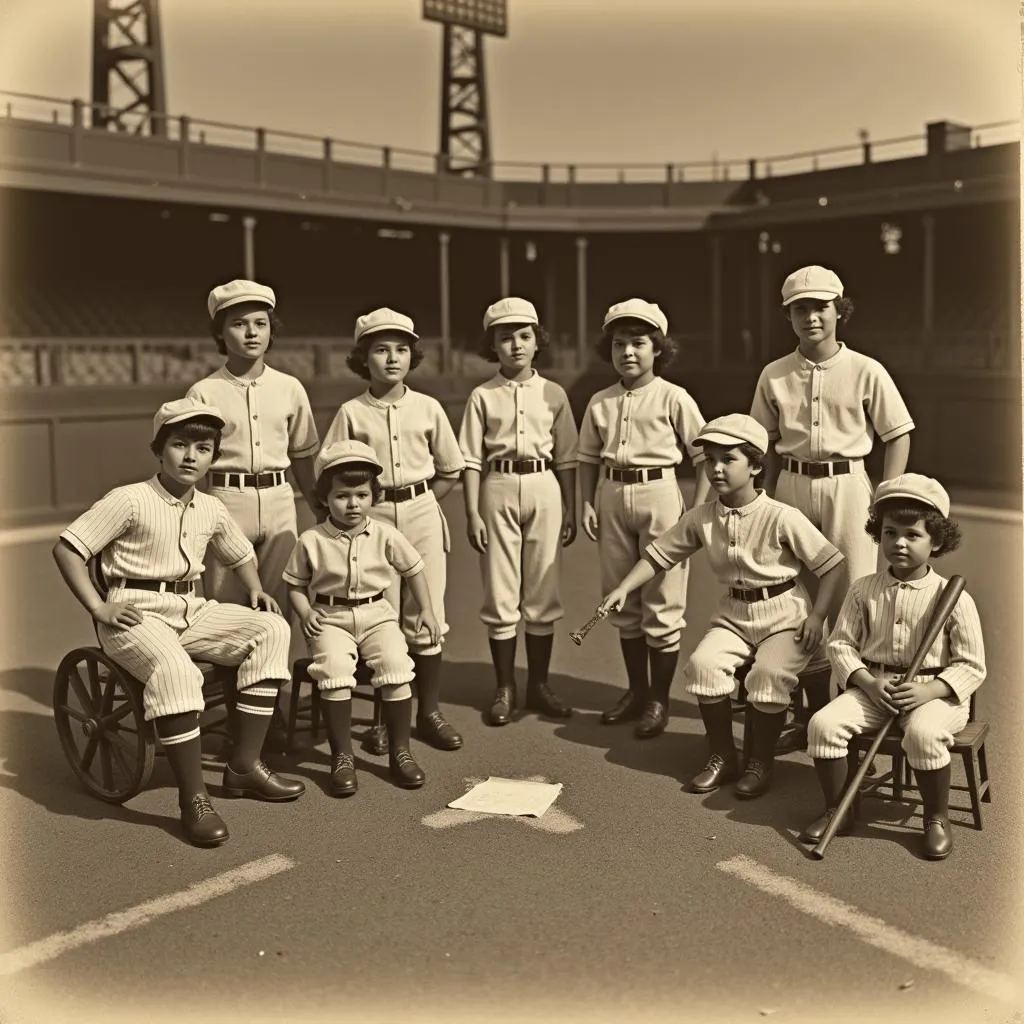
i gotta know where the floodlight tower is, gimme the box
[422,0,507,177]
[92,0,167,135]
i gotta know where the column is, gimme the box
[758,243,773,364]
[499,235,510,296]
[710,233,723,369]
[575,236,588,364]
[242,215,257,280]
[439,231,451,374]
[921,213,935,361]
[544,251,557,344]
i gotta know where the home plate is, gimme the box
[422,776,584,834]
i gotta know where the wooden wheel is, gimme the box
[53,647,155,804]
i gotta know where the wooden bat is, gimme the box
[811,574,966,860]
[570,608,608,646]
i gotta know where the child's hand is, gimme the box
[467,513,488,554]
[793,612,824,654]
[300,607,324,639]
[597,588,627,616]
[416,609,442,646]
[581,502,599,542]
[92,601,143,631]
[561,510,577,547]
[853,670,898,715]
[889,678,941,713]
[249,589,281,614]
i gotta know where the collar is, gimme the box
[491,369,539,389]
[362,385,409,410]
[884,564,938,590]
[320,517,373,540]
[795,341,846,371]
[615,374,660,396]
[215,364,268,389]
[148,475,196,508]
[716,488,766,518]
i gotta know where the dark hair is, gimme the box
[210,303,280,354]
[596,318,679,372]
[780,296,855,326]
[477,322,550,362]
[346,331,425,380]
[315,465,382,506]
[865,499,962,557]
[700,440,765,478]
[150,417,223,460]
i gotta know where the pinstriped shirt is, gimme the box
[646,491,843,588]
[61,476,255,584]
[750,344,914,461]
[578,376,706,469]
[458,371,578,472]
[323,387,466,489]
[186,364,320,474]
[283,517,424,602]
[828,568,986,704]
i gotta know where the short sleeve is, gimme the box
[287,380,320,459]
[779,508,844,577]
[387,527,425,578]
[429,399,466,476]
[577,397,604,465]
[207,498,256,569]
[60,489,135,559]
[864,361,915,443]
[672,388,707,466]
[458,389,487,471]
[281,535,313,587]
[749,369,780,440]
[646,507,705,570]
[551,387,579,470]
[320,404,352,451]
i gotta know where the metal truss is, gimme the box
[439,23,492,177]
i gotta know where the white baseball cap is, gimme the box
[873,474,951,518]
[602,298,669,335]
[354,308,419,343]
[152,398,225,441]
[314,440,384,484]
[483,297,539,329]
[781,266,844,306]
[693,414,770,456]
[207,279,277,319]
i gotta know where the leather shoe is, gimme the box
[600,690,647,725]
[180,793,229,847]
[635,700,668,739]
[775,720,808,755]
[364,723,389,756]
[798,806,854,844]
[922,816,953,860]
[417,710,463,750]
[690,752,739,793]
[329,753,358,797]
[222,760,305,801]
[526,681,573,718]
[734,758,774,799]
[488,686,515,726]
[390,748,426,789]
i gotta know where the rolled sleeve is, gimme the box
[287,382,321,459]
[866,364,915,443]
[749,373,781,441]
[936,594,986,702]
[61,489,135,559]
[781,508,844,577]
[431,403,467,475]
[551,392,579,470]
[577,401,604,465]
[827,587,869,686]
[388,529,425,579]
[672,391,707,467]
[208,500,256,569]
[281,537,312,588]
[457,391,486,472]
[645,508,703,571]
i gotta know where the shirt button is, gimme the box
[895,618,903,625]
[255,441,261,446]
[620,439,626,444]
[812,421,819,426]
[393,435,398,441]
[252,414,259,420]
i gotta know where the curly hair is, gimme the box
[210,304,281,355]
[477,323,550,363]
[779,296,855,326]
[865,498,962,557]
[150,417,223,461]
[346,332,425,380]
[595,319,679,372]
[315,465,382,507]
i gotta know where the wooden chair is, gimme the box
[284,658,382,754]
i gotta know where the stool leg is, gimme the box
[741,705,753,769]
[978,743,991,803]
[286,665,305,755]
[311,686,322,744]
[893,750,904,801]
[962,750,982,830]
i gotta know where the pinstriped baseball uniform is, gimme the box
[810,568,986,769]
[322,386,464,653]
[578,376,706,650]
[283,518,424,692]
[750,344,914,593]
[187,364,320,608]
[646,491,843,706]
[458,370,578,640]
[60,476,292,721]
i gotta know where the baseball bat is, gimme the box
[570,608,608,646]
[811,574,966,860]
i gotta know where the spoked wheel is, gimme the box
[53,647,156,804]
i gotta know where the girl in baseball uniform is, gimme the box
[322,308,465,754]
[459,297,578,727]
[804,474,985,860]
[284,440,441,795]
[52,398,305,848]
[188,280,321,612]
[749,265,914,745]
[598,414,843,797]
[579,300,711,740]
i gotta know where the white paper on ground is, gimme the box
[447,777,564,817]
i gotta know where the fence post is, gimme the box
[255,127,266,185]
[178,116,190,178]
[381,145,391,197]
[664,163,673,206]
[748,158,757,180]
[567,165,576,207]
[70,99,84,166]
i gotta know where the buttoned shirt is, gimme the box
[828,568,986,704]
[646,490,843,588]
[186,364,320,474]
[749,343,914,461]
[458,371,578,472]
[578,376,706,468]
[283,517,424,602]
[61,476,254,584]
[322,387,465,488]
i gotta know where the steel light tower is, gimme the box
[423,0,507,177]
[92,0,167,135]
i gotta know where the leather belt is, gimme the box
[210,470,288,489]
[381,480,430,503]
[783,458,854,478]
[729,579,796,603]
[864,660,943,677]
[314,591,385,608]
[118,578,195,595]
[606,466,667,484]
[490,459,551,475]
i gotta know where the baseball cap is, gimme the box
[602,299,669,335]
[693,414,770,456]
[207,279,277,319]
[314,440,384,484]
[781,266,844,306]
[152,398,226,441]
[872,474,951,518]
[483,297,539,329]
[354,307,419,343]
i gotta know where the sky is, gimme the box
[0,0,1020,171]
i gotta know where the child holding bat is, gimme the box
[803,474,986,860]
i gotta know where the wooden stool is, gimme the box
[284,657,381,754]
